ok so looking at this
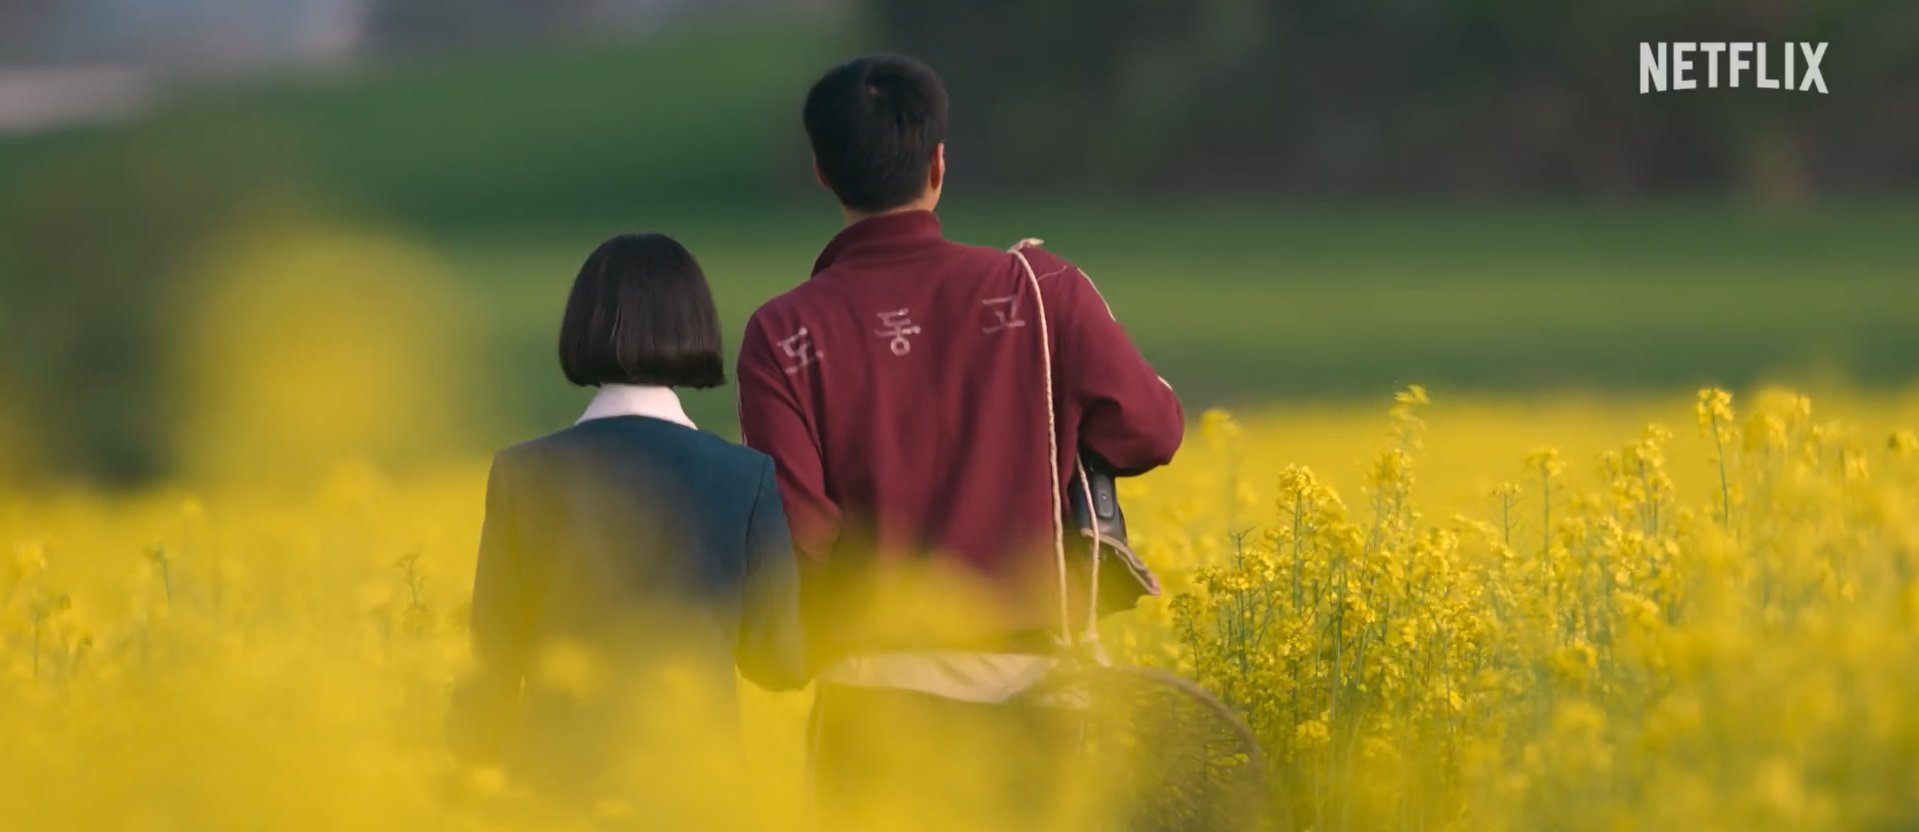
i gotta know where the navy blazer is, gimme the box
[451,415,806,770]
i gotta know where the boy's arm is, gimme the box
[736,311,842,561]
[1045,253,1185,474]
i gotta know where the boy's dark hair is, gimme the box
[803,54,948,214]
[559,233,725,389]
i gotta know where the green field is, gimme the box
[4,23,1916,445]
[443,201,1919,436]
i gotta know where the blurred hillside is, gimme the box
[880,0,1919,203]
[1,10,1915,486]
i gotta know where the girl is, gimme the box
[451,233,805,794]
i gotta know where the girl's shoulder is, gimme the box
[501,419,769,481]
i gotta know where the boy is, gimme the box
[736,53,1184,811]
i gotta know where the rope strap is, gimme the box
[1009,239,1106,652]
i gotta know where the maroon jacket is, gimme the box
[737,210,1183,655]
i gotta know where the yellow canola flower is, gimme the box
[1696,387,1735,431]
[11,541,48,583]
[2,387,1916,831]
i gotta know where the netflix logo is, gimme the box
[1640,42,1828,94]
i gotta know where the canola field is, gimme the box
[5,387,1918,830]
[6,24,1919,831]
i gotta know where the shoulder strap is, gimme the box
[1007,239,1106,653]
[1007,239,1070,646]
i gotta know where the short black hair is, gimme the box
[803,54,948,214]
[559,233,725,389]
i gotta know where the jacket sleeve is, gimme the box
[735,458,809,690]
[449,453,532,763]
[736,310,842,561]
[1049,255,1185,475]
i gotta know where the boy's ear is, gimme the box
[813,157,833,192]
[929,143,946,192]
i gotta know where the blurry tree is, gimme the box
[0,116,310,485]
[874,0,1919,199]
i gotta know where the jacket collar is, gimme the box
[577,384,696,428]
[811,209,944,276]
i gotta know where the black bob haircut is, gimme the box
[559,233,725,389]
[803,54,948,214]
